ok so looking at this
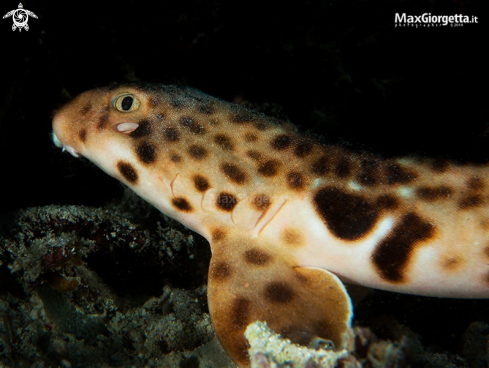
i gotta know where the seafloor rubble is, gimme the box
[0,193,234,367]
[0,191,489,368]
[245,321,411,368]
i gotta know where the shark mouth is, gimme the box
[52,131,80,158]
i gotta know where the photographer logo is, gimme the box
[3,3,37,31]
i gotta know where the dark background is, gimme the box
[1,0,487,215]
[1,0,489,362]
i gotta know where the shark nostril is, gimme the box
[116,122,139,134]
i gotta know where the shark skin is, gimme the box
[52,83,489,367]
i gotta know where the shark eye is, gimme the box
[114,94,140,112]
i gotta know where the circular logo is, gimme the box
[3,3,38,31]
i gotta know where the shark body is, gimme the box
[52,83,489,366]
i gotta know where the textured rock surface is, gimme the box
[245,321,413,368]
[0,196,234,367]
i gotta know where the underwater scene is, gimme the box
[1,0,487,367]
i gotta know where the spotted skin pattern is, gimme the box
[53,83,489,367]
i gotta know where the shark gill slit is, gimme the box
[200,189,208,212]
[230,198,240,224]
[170,173,179,197]
[256,198,288,236]
[253,201,272,230]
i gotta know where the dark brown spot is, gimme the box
[221,163,247,184]
[310,156,330,176]
[255,121,269,130]
[81,102,92,114]
[117,161,138,183]
[212,228,226,242]
[294,141,313,158]
[79,129,87,142]
[459,194,485,209]
[171,98,186,109]
[358,159,381,186]
[334,158,352,178]
[246,150,262,161]
[130,120,152,138]
[170,154,181,162]
[188,145,208,160]
[244,133,258,142]
[432,159,449,173]
[372,212,434,283]
[482,245,489,259]
[232,111,255,123]
[252,194,271,210]
[180,116,205,134]
[467,176,485,191]
[282,228,303,246]
[376,195,399,210]
[416,186,452,201]
[265,282,294,304]
[155,112,166,120]
[313,187,379,241]
[97,113,109,130]
[198,104,215,115]
[287,172,304,190]
[210,261,231,281]
[136,142,157,164]
[148,97,159,107]
[257,160,280,177]
[217,192,238,211]
[193,175,210,192]
[271,134,291,150]
[214,134,234,151]
[232,298,251,328]
[172,197,193,212]
[244,248,271,266]
[387,164,417,185]
[442,257,460,270]
[163,127,179,142]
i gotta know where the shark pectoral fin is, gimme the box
[207,235,353,367]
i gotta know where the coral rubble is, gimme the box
[0,202,234,367]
